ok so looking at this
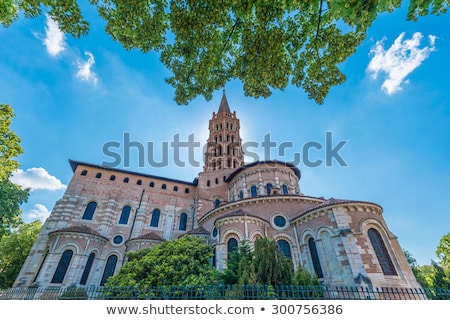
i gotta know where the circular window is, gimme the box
[273,215,287,228]
[212,227,218,238]
[113,235,124,245]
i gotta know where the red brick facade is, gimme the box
[14,93,420,289]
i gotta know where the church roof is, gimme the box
[186,226,210,235]
[226,160,301,182]
[295,197,382,219]
[49,225,108,240]
[128,231,163,242]
[215,209,269,224]
[218,90,231,114]
[69,159,198,186]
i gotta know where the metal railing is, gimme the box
[1,285,449,300]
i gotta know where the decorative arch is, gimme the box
[51,241,82,255]
[300,229,316,244]
[317,226,336,239]
[357,217,391,236]
[221,228,245,243]
[249,230,264,242]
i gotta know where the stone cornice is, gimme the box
[199,195,324,224]
[48,230,108,244]
[215,212,268,227]
[292,201,383,226]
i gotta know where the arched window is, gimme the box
[137,179,142,185]
[179,213,187,231]
[51,249,73,284]
[149,181,155,187]
[277,239,292,259]
[123,177,129,183]
[308,238,324,278]
[368,228,397,275]
[266,183,273,195]
[80,252,95,285]
[282,184,289,195]
[80,170,87,176]
[162,184,167,189]
[82,201,97,220]
[119,205,131,225]
[227,238,238,259]
[250,185,258,197]
[185,188,189,194]
[110,175,116,181]
[95,172,102,178]
[100,255,118,286]
[150,209,160,227]
[214,198,221,208]
[173,186,178,191]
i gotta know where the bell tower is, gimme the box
[204,91,244,172]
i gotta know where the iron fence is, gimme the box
[1,285,449,300]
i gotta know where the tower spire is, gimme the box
[218,89,231,114]
[204,93,244,172]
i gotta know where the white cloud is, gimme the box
[367,32,436,94]
[76,51,98,85]
[10,167,67,191]
[24,204,51,222]
[43,15,66,57]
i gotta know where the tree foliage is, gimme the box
[220,240,254,285]
[105,236,218,287]
[0,104,29,237]
[436,233,450,268]
[0,179,29,237]
[404,246,450,289]
[0,104,23,181]
[292,264,321,286]
[220,237,318,286]
[251,237,293,285]
[1,1,447,105]
[0,220,42,289]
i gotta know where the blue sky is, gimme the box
[1,3,449,266]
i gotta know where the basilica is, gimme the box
[14,93,419,289]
